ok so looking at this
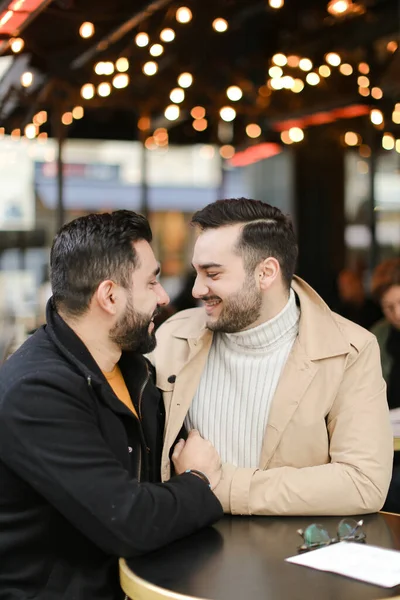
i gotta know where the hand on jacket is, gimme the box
[172,430,222,490]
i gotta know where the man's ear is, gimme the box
[94,280,120,315]
[257,257,280,291]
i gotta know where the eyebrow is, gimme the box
[192,262,224,270]
[149,266,161,279]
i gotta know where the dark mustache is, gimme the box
[201,296,221,302]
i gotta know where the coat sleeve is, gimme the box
[214,337,393,515]
[0,373,222,556]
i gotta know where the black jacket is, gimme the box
[0,301,222,600]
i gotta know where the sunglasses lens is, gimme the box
[303,524,331,547]
[338,519,363,540]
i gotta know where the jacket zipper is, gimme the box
[136,364,151,482]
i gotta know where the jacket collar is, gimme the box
[171,276,350,361]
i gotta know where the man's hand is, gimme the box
[172,430,222,490]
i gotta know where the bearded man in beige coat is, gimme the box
[152,198,393,516]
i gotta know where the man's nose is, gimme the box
[192,276,209,299]
[157,285,170,307]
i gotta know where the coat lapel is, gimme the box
[258,339,318,468]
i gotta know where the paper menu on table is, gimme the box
[286,542,400,588]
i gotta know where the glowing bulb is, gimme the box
[382,133,395,150]
[370,109,383,125]
[327,0,349,15]
[371,87,383,100]
[287,55,300,67]
[226,85,243,101]
[299,58,313,71]
[191,106,205,119]
[357,76,369,88]
[269,66,283,78]
[220,106,236,122]
[165,104,180,120]
[270,78,284,90]
[95,62,105,75]
[113,73,129,89]
[392,110,400,125]
[292,79,304,93]
[170,87,185,103]
[280,131,293,144]
[396,140,400,154]
[79,22,94,38]
[288,127,304,142]
[81,83,95,99]
[306,72,320,86]
[61,112,73,125]
[344,131,359,146]
[212,18,228,32]
[325,52,341,66]
[24,123,37,139]
[269,0,284,8]
[116,58,129,72]
[135,32,149,47]
[358,62,370,74]
[72,106,84,119]
[358,87,370,97]
[150,43,164,57]
[282,75,295,89]
[176,7,192,23]
[103,62,114,75]
[160,28,175,42]
[177,72,193,87]
[193,118,207,131]
[319,65,331,77]
[10,37,24,53]
[21,71,33,87]
[97,82,111,97]
[246,123,261,138]
[220,145,235,159]
[339,63,353,75]
[272,53,287,67]
[143,61,158,76]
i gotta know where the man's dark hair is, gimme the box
[50,210,152,316]
[191,198,298,288]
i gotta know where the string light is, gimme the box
[24,123,37,139]
[269,0,284,8]
[97,82,111,97]
[299,58,313,71]
[138,116,151,131]
[382,133,395,150]
[306,72,320,86]
[81,83,95,99]
[358,62,370,74]
[113,73,129,88]
[371,87,383,100]
[220,145,235,159]
[396,140,400,154]
[177,72,193,87]
[191,106,205,119]
[357,75,369,88]
[327,0,350,15]
[387,41,398,53]
[282,75,294,89]
[0,127,5,138]
[288,127,304,142]
[169,87,185,103]
[246,124,261,138]
[61,112,73,125]
[292,79,305,93]
[150,44,164,57]
[269,78,283,90]
[165,104,180,120]
[143,61,158,75]
[287,55,300,67]
[10,37,24,53]
[370,109,384,125]
[358,87,370,97]
[193,118,207,131]
[220,106,236,122]
[325,52,341,66]
[269,66,283,78]
[280,131,293,144]
[116,58,129,72]
[33,111,47,125]
[226,85,243,101]
[212,18,228,32]
[272,53,287,67]
[359,144,371,158]
[344,131,359,146]
[135,32,149,47]
[72,106,84,119]
[11,129,21,139]
[79,22,94,38]
[95,62,105,75]
[319,65,331,77]
[392,108,400,124]
[160,28,175,42]
[176,7,192,23]
[339,63,353,75]
[21,71,33,87]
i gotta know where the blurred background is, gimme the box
[0,0,400,355]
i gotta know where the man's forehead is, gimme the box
[193,225,243,263]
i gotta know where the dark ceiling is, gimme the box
[0,0,399,147]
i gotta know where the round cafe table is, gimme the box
[120,512,400,600]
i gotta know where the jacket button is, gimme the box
[128,446,133,453]
[168,375,176,383]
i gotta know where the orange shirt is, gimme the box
[102,365,138,418]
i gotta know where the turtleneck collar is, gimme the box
[221,288,300,353]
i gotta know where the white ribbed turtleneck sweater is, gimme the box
[186,289,300,468]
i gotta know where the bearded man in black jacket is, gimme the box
[0,211,223,600]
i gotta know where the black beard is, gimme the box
[110,304,159,353]
[205,276,262,333]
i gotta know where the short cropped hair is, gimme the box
[191,198,298,288]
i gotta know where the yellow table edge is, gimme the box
[119,558,209,600]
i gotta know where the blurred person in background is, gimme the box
[153,198,393,517]
[371,258,400,513]
[335,268,382,330]
[0,210,222,600]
